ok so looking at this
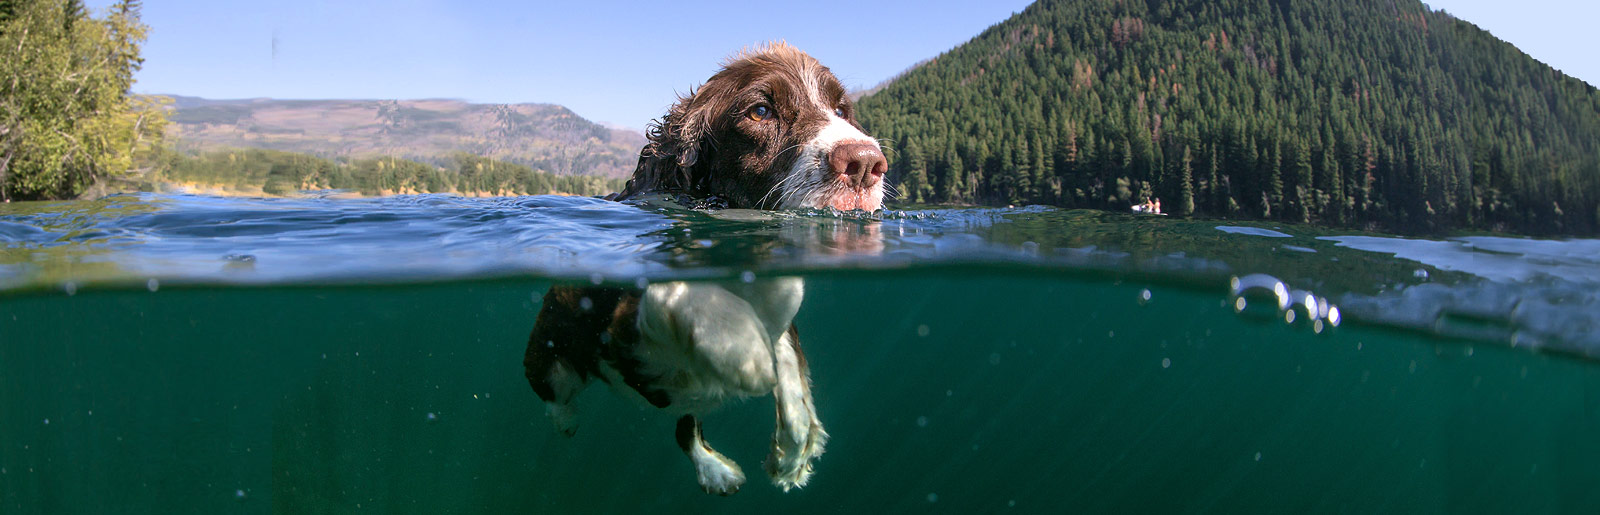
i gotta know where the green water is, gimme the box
[3,193,1599,512]
[4,271,1597,513]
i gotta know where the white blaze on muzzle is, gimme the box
[778,115,885,211]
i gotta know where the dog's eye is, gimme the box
[834,107,846,118]
[748,105,773,121]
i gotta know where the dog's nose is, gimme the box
[828,142,887,186]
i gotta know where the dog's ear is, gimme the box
[617,92,717,199]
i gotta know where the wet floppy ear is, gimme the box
[620,96,703,197]
[665,96,714,168]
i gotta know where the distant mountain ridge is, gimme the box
[163,96,648,179]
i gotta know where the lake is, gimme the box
[2,193,1598,513]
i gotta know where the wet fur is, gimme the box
[526,43,871,495]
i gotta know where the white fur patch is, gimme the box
[546,403,578,437]
[766,330,828,491]
[690,437,746,495]
[625,277,822,493]
[777,116,885,211]
[814,116,877,150]
[544,361,584,437]
[632,279,803,413]
[800,62,827,112]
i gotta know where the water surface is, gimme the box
[2,193,1597,513]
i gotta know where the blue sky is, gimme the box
[88,0,1598,130]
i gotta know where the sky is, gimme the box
[86,0,1598,131]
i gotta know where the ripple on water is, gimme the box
[3,192,1598,357]
[1215,225,1293,238]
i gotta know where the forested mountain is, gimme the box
[166,97,648,179]
[858,0,1600,235]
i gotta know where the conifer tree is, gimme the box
[1177,145,1195,216]
[901,138,930,203]
[942,142,964,203]
[1,0,167,200]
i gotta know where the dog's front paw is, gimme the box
[546,404,578,437]
[693,448,746,496]
[766,420,828,491]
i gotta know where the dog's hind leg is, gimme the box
[676,415,745,496]
[528,359,585,437]
[765,325,828,491]
[526,285,638,437]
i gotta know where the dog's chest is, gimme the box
[604,279,804,414]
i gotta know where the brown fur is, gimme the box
[526,44,853,495]
[615,43,864,208]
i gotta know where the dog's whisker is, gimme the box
[762,167,806,208]
[760,144,815,209]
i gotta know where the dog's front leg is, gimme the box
[676,415,745,496]
[765,326,828,491]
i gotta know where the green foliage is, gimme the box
[896,138,932,203]
[858,0,1600,235]
[149,147,624,198]
[1,0,166,200]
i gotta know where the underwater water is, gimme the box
[2,193,1598,513]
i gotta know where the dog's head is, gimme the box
[618,43,888,211]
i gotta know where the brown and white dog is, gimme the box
[523,43,887,495]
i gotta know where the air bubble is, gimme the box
[1230,274,1290,310]
[927,493,938,503]
[589,273,604,285]
[917,325,930,337]
[579,297,593,311]
[146,278,159,292]
[63,282,76,296]
[425,412,438,422]
[740,270,756,283]
[1161,358,1171,369]
[916,416,928,428]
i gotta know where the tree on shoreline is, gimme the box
[0,0,167,201]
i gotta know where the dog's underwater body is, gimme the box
[523,43,887,495]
